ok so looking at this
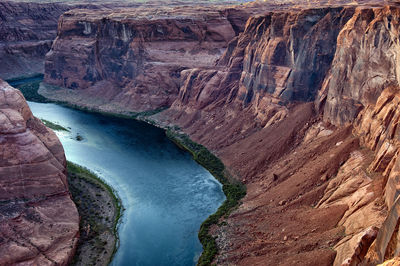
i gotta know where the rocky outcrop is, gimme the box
[157,6,358,155]
[0,0,146,80]
[0,80,79,265]
[316,7,400,264]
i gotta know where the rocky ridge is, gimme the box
[0,79,79,265]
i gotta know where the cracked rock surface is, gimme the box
[0,80,79,265]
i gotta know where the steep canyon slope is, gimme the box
[41,4,252,112]
[0,0,182,80]
[0,1,71,80]
[28,0,400,265]
[0,80,79,265]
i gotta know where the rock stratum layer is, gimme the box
[0,80,79,265]
[0,0,166,80]
[0,1,71,80]
[42,4,252,112]
[20,0,400,265]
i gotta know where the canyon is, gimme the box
[4,0,400,265]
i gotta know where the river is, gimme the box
[28,101,225,266]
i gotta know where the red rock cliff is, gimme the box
[0,80,79,265]
[0,0,148,80]
[42,5,250,112]
[153,2,400,265]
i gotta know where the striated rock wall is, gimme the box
[314,6,400,264]
[0,1,70,79]
[42,5,249,112]
[157,6,356,156]
[158,3,400,265]
[0,0,149,80]
[317,6,400,126]
[0,80,79,265]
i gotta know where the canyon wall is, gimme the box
[37,0,400,265]
[0,80,79,265]
[153,3,400,265]
[0,1,70,80]
[42,5,251,112]
[0,0,149,80]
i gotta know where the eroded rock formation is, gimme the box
[24,0,400,265]
[0,1,70,80]
[0,80,79,265]
[0,0,151,80]
[156,2,400,265]
[42,4,252,112]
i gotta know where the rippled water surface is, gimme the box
[28,102,225,266]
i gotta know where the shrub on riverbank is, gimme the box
[11,80,49,103]
[166,130,246,266]
[41,119,70,132]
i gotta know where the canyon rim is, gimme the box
[4,0,400,265]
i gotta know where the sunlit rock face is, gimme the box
[317,6,400,126]
[157,6,355,151]
[0,80,79,265]
[157,3,400,265]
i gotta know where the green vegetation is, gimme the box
[16,80,50,103]
[67,161,123,236]
[67,161,123,265]
[5,75,49,103]
[16,81,49,103]
[40,119,70,132]
[133,107,168,119]
[166,130,246,266]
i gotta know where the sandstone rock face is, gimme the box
[380,257,400,266]
[156,3,400,265]
[0,80,79,265]
[235,7,355,103]
[157,6,357,153]
[0,1,70,79]
[317,6,400,126]
[354,87,400,208]
[42,5,249,113]
[350,86,400,265]
[0,0,149,80]
[316,150,385,266]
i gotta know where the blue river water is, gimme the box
[28,101,225,266]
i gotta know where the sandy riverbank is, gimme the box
[67,162,122,266]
